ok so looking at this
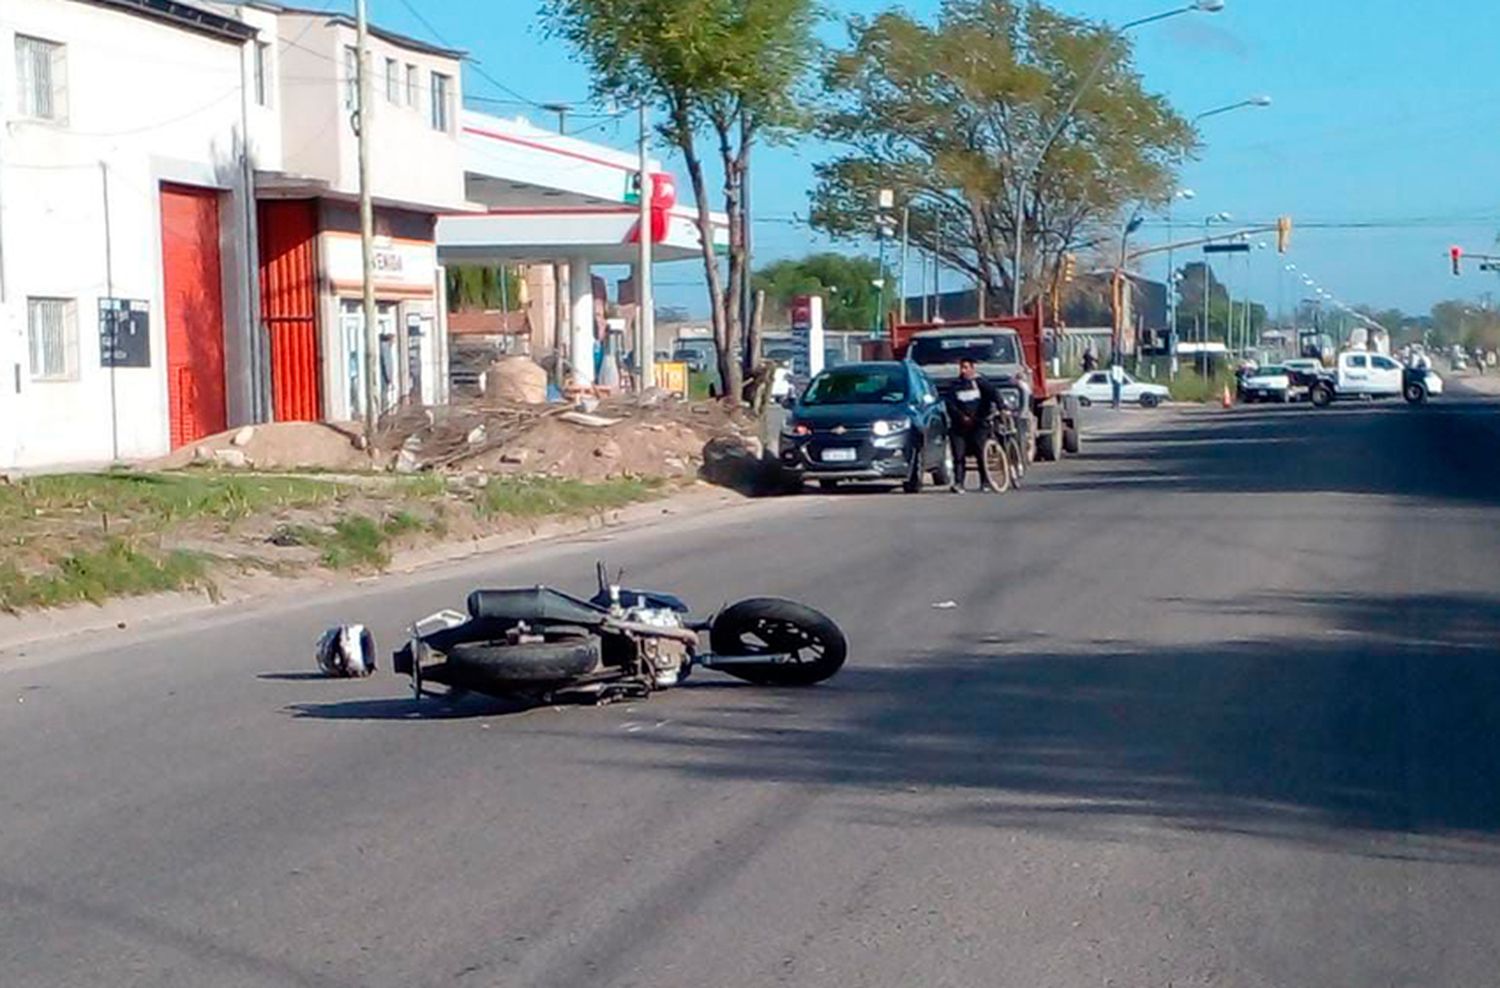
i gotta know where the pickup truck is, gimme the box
[1308,351,1443,407]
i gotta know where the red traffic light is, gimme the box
[1451,245,1463,276]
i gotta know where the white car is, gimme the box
[1070,370,1171,408]
[1238,364,1294,403]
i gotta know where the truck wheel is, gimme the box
[1403,381,1428,404]
[1063,420,1081,455]
[1310,383,1334,408]
[1036,404,1062,462]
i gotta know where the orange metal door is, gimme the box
[161,184,227,448]
[258,199,321,421]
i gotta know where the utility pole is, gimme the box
[636,101,655,391]
[356,0,378,439]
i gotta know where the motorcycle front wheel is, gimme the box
[709,598,848,687]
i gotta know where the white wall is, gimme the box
[0,0,255,469]
[273,13,466,212]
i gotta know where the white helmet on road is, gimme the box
[315,624,377,678]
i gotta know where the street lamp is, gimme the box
[1166,188,1195,357]
[1201,211,1231,348]
[1009,0,1224,314]
[1193,95,1272,123]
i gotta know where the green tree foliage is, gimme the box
[543,0,819,399]
[445,266,523,313]
[811,0,1195,314]
[752,253,883,331]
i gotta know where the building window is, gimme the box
[27,298,77,381]
[405,63,418,107]
[254,41,271,107]
[430,71,451,132]
[343,45,358,110]
[385,57,399,102]
[15,34,67,123]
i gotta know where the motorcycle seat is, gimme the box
[466,587,607,627]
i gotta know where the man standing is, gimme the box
[1109,360,1126,410]
[945,358,1000,493]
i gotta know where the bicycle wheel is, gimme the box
[982,437,1012,493]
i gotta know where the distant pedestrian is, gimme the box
[1081,344,1098,373]
[1109,362,1125,410]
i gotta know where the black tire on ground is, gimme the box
[1062,420,1081,455]
[1310,383,1335,408]
[1139,392,1161,409]
[903,445,925,493]
[1403,382,1428,404]
[982,438,1012,493]
[709,598,848,687]
[932,441,955,488]
[445,636,602,685]
[818,479,840,491]
[1036,404,1062,462]
[1076,396,1092,408]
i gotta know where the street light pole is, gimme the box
[1009,0,1224,314]
[1166,188,1194,372]
[636,101,655,392]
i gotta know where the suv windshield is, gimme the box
[801,367,909,405]
[909,335,1019,367]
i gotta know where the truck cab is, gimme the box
[888,312,1080,462]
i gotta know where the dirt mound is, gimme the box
[148,422,372,472]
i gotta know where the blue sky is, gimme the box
[374,0,1500,318]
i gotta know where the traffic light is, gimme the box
[1276,215,1293,254]
[1062,253,1077,283]
[1451,245,1463,276]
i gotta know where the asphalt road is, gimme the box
[4,393,1500,988]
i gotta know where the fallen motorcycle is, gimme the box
[322,564,848,705]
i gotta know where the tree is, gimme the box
[752,253,883,331]
[445,266,523,312]
[544,0,818,401]
[810,0,1195,316]
[1173,261,1233,340]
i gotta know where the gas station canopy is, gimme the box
[437,111,728,266]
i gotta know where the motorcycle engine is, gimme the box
[626,604,691,687]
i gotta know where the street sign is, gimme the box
[1480,262,1500,273]
[98,298,150,367]
[1203,243,1251,254]
[624,170,642,205]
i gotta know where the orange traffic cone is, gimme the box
[1221,384,1233,408]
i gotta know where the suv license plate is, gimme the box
[821,448,857,463]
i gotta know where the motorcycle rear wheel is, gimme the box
[445,636,602,685]
[709,598,847,687]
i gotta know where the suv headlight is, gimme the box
[871,418,911,437]
[783,422,811,437]
[999,389,1022,411]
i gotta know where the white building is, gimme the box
[0,0,465,469]
[1,0,261,468]
[238,1,467,423]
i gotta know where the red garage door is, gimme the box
[258,199,321,421]
[161,183,227,448]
